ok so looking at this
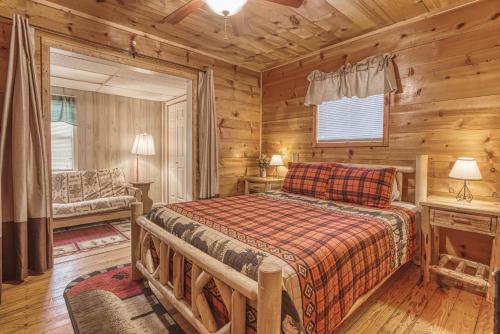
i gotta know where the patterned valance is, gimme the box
[304,53,398,106]
[51,95,77,126]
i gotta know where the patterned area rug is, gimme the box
[64,264,185,334]
[54,220,131,260]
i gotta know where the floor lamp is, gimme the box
[131,133,156,182]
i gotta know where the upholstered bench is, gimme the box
[52,168,141,228]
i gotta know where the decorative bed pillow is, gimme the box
[325,165,396,208]
[282,162,334,198]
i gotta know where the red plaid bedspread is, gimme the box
[147,192,416,333]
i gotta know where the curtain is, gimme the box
[51,95,77,125]
[198,69,219,199]
[304,53,398,106]
[0,15,52,297]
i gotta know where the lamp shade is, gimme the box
[269,154,284,166]
[205,0,247,16]
[449,157,482,180]
[131,133,156,156]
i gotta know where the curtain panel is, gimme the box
[51,95,78,125]
[304,53,398,106]
[198,69,219,199]
[0,15,52,298]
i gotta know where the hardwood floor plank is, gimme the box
[377,281,439,333]
[336,264,421,333]
[473,299,494,334]
[409,286,461,334]
[441,289,483,334]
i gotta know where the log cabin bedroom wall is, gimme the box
[262,0,500,203]
[1,0,500,333]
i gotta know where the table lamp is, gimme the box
[269,154,284,177]
[448,157,482,202]
[131,133,155,182]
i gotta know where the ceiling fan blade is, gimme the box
[264,0,304,8]
[162,0,204,24]
[230,11,250,36]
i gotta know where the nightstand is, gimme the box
[243,176,284,195]
[131,181,154,214]
[420,196,500,302]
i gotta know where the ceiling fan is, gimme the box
[162,0,305,36]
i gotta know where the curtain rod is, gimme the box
[51,93,76,98]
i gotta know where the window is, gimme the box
[315,93,388,147]
[51,121,75,171]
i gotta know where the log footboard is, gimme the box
[131,202,283,334]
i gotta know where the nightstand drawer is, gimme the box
[431,209,497,235]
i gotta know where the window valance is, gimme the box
[51,95,77,126]
[304,53,398,106]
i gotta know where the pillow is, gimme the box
[282,162,334,199]
[324,165,396,208]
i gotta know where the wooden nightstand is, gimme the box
[131,181,154,214]
[243,176,284,195]
[420,196,500,301]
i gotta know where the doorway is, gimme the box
[48,47,193,204]
[40,36,199,205]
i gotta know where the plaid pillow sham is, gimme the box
[282,162,334,198]
[324,165,396,208]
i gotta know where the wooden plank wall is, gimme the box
[262,0,500,202]
[0,0,261,198]
[51,87,164,202]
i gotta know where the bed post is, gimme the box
[131,202,143,281]
[257,262,282,334]
[415,154,429,206]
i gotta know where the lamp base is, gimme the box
[456,180,473,202]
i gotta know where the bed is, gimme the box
[131,156,428,334]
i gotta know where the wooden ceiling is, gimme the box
[41,0,474,71]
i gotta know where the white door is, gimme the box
[167,100,187,203]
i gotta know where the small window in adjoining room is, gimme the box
[51,122,75,171]
[50,94,77,171]
[314,93,389,147]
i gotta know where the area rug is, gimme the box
[64,264,185,334]
[54,220,131,260]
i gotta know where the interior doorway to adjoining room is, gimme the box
[48,46,193,204]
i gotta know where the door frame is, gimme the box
[38,32,200,205]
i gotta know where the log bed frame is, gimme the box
[131,155,428,334]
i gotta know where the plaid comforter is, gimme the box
[146,191,416,333]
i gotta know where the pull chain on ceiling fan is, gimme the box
[163,0,304,36]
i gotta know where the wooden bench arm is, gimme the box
[125,185,142,201]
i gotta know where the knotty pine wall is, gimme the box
[52,87,164,202]
[262,0,500,202]
[0,1,261,198]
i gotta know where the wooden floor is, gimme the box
[0,241,493,334]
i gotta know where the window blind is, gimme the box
[51,122,75,171]
[317,94,385,142]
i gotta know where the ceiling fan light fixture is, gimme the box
[205,0,248,17]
